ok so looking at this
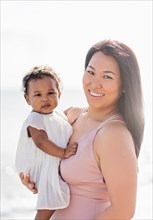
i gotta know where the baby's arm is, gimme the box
[28,126,77,158]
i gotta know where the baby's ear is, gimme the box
[24,94,30,105]
[58,91,61,99]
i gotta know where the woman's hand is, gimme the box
[19,172,38,194]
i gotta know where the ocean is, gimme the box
[1,89,152,219]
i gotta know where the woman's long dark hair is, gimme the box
[85,39,144,158]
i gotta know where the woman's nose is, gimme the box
[92,76,102,89]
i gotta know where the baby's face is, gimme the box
[25,76,61,114]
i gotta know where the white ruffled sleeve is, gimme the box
[27,112,46,131]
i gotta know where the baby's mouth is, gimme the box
[41,104,51,108]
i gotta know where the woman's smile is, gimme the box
[89,90,105,98]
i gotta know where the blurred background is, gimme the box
[1,1,152,219]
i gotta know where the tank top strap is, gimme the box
[96,114,126,132]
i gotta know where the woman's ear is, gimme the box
[24,94,30,105]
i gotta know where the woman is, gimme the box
[20,39,144,219]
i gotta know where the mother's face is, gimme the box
[82,51,123,111]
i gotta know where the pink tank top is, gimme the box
[52,114,125,219]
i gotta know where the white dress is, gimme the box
[15,109,73,210]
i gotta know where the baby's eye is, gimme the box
[48,91,56,95]
[34,93,41,97]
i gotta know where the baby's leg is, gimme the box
[35,209,55,220]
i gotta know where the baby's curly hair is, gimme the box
[22,65,62,95]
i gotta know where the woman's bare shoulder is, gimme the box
[64,106,87,124]
[95,121,135,155]
[94,122,136,178]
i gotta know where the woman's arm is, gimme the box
[94,123,137,220]
[19,172,38,194]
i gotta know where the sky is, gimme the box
[1,0,152,141]
[1,0,152,92]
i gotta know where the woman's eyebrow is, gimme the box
[88,65,116,75]
[103,70,116,75]
[87,65,95,70]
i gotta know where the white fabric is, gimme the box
[15,109,73,210]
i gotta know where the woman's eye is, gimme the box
[103,75,112,79]
[87,70,94,75]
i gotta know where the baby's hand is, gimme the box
[64,142,78,158]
